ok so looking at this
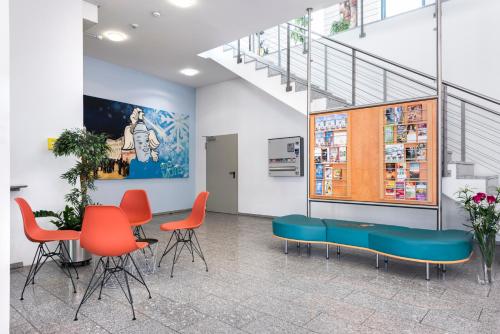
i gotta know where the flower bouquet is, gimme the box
[457,188,500,284]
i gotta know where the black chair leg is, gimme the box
[20,244,43,300]
[74,257,107,321]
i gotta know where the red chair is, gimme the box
[14,198,80,300]
[74,206,151,321]
[158,192,209,278]
[120,189,152,239]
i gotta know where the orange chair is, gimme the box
[14,198,80,300]
[74,206,152,321]
[158,192,209,278]
[120,189,153,239]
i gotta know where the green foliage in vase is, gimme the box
[34,128,109,231]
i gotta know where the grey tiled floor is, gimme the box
[9,212,500,333]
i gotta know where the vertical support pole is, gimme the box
[306,8,313,218]
[257,32,261,56]
[278,25,281,67]
[442,84,448,176]
[324,45,328,91]
[326,244,329,259]
[351,50,356,106]
[359,0,366,38]
[376,254,379,269]
[382,69,387,102]
[436,0,443,231]
[381,0,387,20]
[460,101,466,162]
[286,24,292,92]
[237,39,242,63]
[426,262,430,280]
[284,240,288,254]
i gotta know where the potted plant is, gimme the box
[330,19,350,35]
[457,187,500,284]
[35,128,109,265]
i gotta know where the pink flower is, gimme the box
[487,195,496,204]
[477,192,487,200]
[472,194,482,204]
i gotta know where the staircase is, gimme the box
[201,12,500,228]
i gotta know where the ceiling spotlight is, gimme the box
[102,30,128,42]
[169,0,197,8]
[152,11,161,17]
[130,23,139,29]
[180,68,199,76]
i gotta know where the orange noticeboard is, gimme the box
[309,98,437,206]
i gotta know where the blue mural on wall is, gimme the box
[83,95,189,179]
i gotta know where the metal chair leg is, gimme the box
[191,230,208,272]
[20,244,42,300]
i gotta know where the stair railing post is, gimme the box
[360,0,366,38]
[286,23,292,92]
[237,39,242,63]
[258,32,261,56]
[382,69,387,102]
[248,35,251,52]
[460,100,466,162]
[351,49,356,105]
[278,25,281,67]
[324,44,328,91]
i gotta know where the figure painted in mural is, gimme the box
[123,108,162,178]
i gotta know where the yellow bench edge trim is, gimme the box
[272,234,473,265]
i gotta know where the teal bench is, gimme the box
[272,215,473,280]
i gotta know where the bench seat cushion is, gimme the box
[272,215,326,241]
[369,229,473,262]
[324,219,409,248]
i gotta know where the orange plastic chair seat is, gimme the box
[136,241,149,250]
[160,219,198,231]
[28,229,80,243]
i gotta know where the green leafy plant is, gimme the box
[290,16,309,45]
[330,19,350,35]
[34,128,109,231]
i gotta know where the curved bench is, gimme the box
[272,215,473,280]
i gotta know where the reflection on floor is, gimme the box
[10,212,500,333]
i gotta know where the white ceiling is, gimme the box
[83,0,340,88]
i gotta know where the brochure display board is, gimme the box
[309,98,437,206]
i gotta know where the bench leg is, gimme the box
[326,244,329,259]
[336,246,341,257]
[284,240,288,254]
[307,243,311,255]
[384,257,388,271]
[376,253,379,269]
[426,263,430,281]
[441,264,446,272]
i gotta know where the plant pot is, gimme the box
[476,231,496,284]
[61,239,92,266]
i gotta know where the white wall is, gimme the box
[10,0,83,265]
[84,56,196,213]
[0,0,10,329]
[334,0,500,100]
[196,79,307,217]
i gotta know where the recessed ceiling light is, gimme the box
[152,11,161,17]
[180,68,199,76]
[102,30,128,42]
[130,23,139,29]
[169,0,197,8]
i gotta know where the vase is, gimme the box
[476,231,496,284]
[61,239,92,266]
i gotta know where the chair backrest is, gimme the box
[81,205,139,257]
[119,189,152,224]
[187,192,210,229]
[14,197,44,243]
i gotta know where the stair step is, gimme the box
[255,62,268,70]
[267,68,281,77]
[456,175,498,180]
[243,55,256,64]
